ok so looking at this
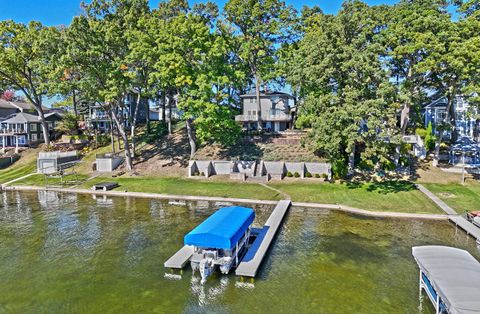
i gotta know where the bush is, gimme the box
[381,160,396,171]
[425,122,436,151]
[358,159,374,171]
[315,173,321,178]
[286,171,293,177]
[415,128,427,139]
[305,172,312,178]
[96,134,110,147]
[322,173,329,179]
[200,172,205,176]
[192,171,200,176]
[294,171,300,178]
[332,160,348,179]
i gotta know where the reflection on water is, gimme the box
[0,190,479,313]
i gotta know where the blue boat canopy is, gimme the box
[184,206,255,250]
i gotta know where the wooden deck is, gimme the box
[235,200,291,277]
[164,245,194,269]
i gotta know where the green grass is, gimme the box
[80,176,283,201]
[13,173,90,187]
[269,180,442,214]
[423,182,480,214]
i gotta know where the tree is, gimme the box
[64,0,138,170]
[0,21,62,146]
[1,90,15,101]
[55,111,79,135]
[224,0,297,130]
[286,1,399,171]
[382,0,450,137]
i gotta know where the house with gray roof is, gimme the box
[0,112,63,149]
[0,99,49,120]
[235,91,295,132]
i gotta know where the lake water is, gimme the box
[0,191,479,313]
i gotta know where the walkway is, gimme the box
[416,184,457,215]
[417,184,480,242]
[236,200,291,277]
[258,183,291,200]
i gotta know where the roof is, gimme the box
[184,206,255,250]
[240,91,293,98]
[412,246,480,314]
[2,112,42,124]
[0,99,44,111]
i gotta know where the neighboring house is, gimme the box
[86,94,149,132]
[423,96,479,140]
[0,112,63,148]
[235,91,295,132]
[0,99,47,120]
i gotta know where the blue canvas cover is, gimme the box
[184,206,255,250]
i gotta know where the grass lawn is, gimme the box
[80,176,283,201]
[269,180,442,214]
[423,182,480,214]
[0,148,41,184]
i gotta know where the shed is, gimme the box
[96,153,123,172]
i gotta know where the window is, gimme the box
[30,123,37,131]
[18,136,26,145]
[31,133,37,141]
[48,122,53,130]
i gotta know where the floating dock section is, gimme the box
[449,215,480,243]
[235,200,291,277]
[164,245,194,269]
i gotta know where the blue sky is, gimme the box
[0,0,399,26]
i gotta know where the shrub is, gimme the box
[315,173,321,178]
[200,172,205,176]
[424,122,436,151]
[381,160,396,171]
[415,128,427,139]
[96,134,110,147]
[286,171,293,177]
[358,159,374,171]
[322,173,328,179]
[332,160,348,179]
[294,171,300,178]
[305,172,312,178]
[192,171,200,176]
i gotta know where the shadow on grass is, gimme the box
[345,180,416,194]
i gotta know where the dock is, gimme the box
[164,245,194,269]
[235,200,292,277]
[92,182,119,191]
[449,215,480,243]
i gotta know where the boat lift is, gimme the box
[164,200,291,283]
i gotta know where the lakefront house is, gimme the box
[0,112,63,149]
[423,96,479,141]
[235,91,295,132]
[86,94,149,132]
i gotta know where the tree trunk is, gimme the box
[186,118,196,159]
[110,106,133,171]
[161,90,166,122]
[72,90,78,117]
[130,92,142,158]
[109,114,115,153]
[348,143,356,174]
[254,73,262,131]
[168,89,174,135]
[36,107,50,147]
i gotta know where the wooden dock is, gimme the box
[236,200,291,277]
[164,245,194,269]
[449,215,480,243]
